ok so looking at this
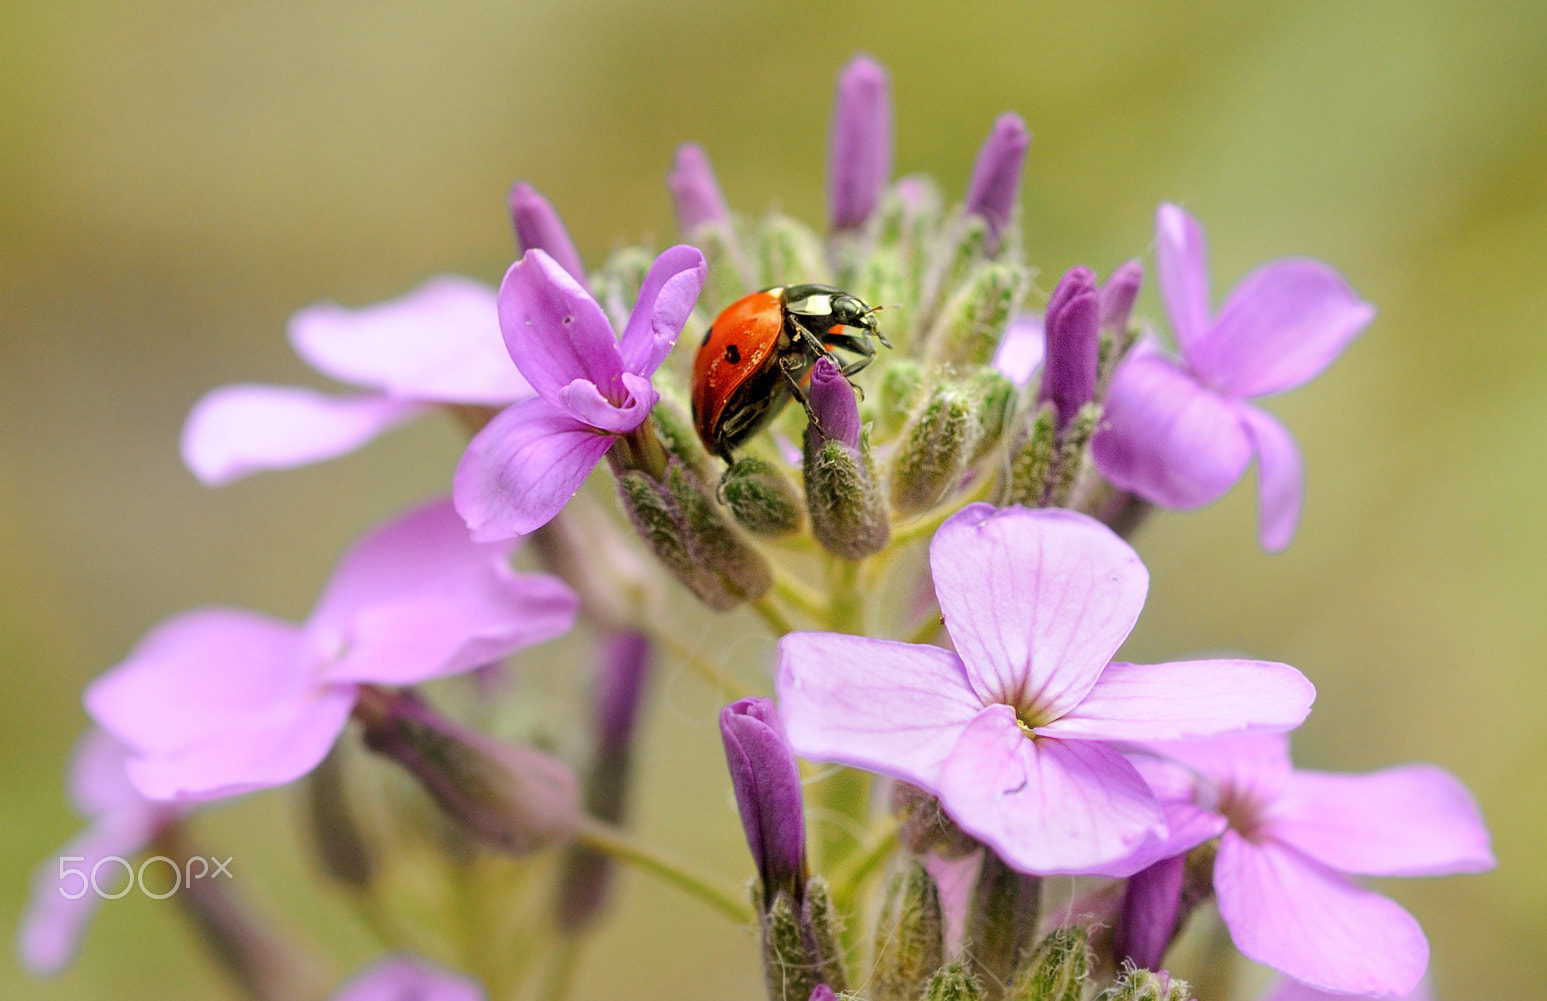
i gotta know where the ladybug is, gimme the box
[691,284,890,465]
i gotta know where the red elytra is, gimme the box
[690,284,888,465]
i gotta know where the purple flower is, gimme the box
[669,143,731,231]
[1091,204,1376,551]
[828,54,892,231]
[182,276,534,486]
[1262,975,1430,1001]
[992,313,1046,387]
[1038,266,1100,431]
[84,498,577,801]
[720,697,807,899]
[17,729,186,976]
[1132,734,1493,995]
[454,245,707,541]
[330,954,484,1001]
[508,182,586,283]
[965,113,1030,253]
[807,357,862,451]
[777,504,1314,874]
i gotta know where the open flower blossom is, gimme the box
[1092,203,1375,551]
[1127,734,1493,996]
[18,729,186,976]
[1262,977,1430,1001]
[182,276,534,486]
[777,504,1315,874]
[84,498,577,801]
[331,954,485,1001]
[454,245,707,541]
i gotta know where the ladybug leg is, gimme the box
[820,332,879,376]
[777,353,812,410]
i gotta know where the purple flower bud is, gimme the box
[965,113,1030,252]
[809,987,837,1001]
[594,630,652,756]
[508,182,586,283]
[806,357,861,451]
[668,143,731,231]
[1100,259,1144,334]
[828,55,892,232]
[1114,854,1186,972]
[720,697,807,901]
[1038,266,1100,431]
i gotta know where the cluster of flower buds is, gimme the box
[19,49,1490,1001]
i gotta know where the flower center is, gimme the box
[1012,703,1055,737]
[1216,786,1266,841]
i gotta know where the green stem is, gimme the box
[826,557,865,634]
[533,935,587,1001]
[770,566,828,622]
[751,595,797,636]
[645,629,752,699]
[831,818,900,905]
[572,817,753,925]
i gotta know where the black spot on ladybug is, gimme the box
[723,344,741,364]
[700,327,713,347]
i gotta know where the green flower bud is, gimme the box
[912,210,989,340]
[1009,927,1089,1001]
[650,379,717,483]
[802,877,848,993]
[965,368,1017,462]
[848,247,914,353]
[762,890,820,1001]
[878,359,924,438]
[890,383,981,516]
[923,261,1031,368]
[803,363,889,558]
[1096,968,1191,1001]
[876,175,944,276]
[723,457,805,536]
[965,851,1040,993]
[759,212,831,288]
[302,745,375,890]
[666,461,773,603]
[872,859,945,1001]
[617,469,732,609]
[590,246,654,333]
[1043,402,1102,509]
[923,962,985,1001]
[892,782,976,859]
[1007,403,1057,507]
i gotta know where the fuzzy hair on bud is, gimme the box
[872,859,945,1001]
[1010,926,1090,1001]
[723,458,805,536]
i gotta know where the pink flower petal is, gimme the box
[1239,404,1304,553]
[1188,258,1375,399]
[497,250,625,413]
[125,686,356,801]
[1216,833,1428,996]
[453,397,616,541]
[930,505,1148,720]
[1091,349,1254,509]
[68,729,149,820]
[1261,974,1432,1001]
[776,633,982,789]
[618,244,707,377]
[1041,659,1314,742]
[1155,203,1212,356]
[1144,733,1295,812]
[1266,765,1495,878]
[936,706,1166,874]
[992,313,1045,387]
[181,385,424,486]
[330,955,486,1001]
[84,610,311,758]
[288,276,532,405]
[18,817,155,976]
[923,850,981,959]
[556,372,658,434]
[1084,798,1228,878]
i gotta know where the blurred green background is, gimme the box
[3,1,1544,998]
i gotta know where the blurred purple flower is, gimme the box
[182,276,534,486]
[508,182,586,283]
[720,697,807,900]
[965,113,1030,253]
[992,313,1046,387]
[777,504,1314,874]
[828,54,892,231]
[1262,974,1430,1001]
[1092,203,1375,551]
[17,729,186,976]
[84,498,577,801]
[1128,734,1492,996]
[330,954,484,1001]
[669,143,732,232]
[454,246,707,541]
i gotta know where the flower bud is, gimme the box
[803,877,849,993]
[302,746,375,890]
[760,213,831,288]
[965,114,1030,255]
[829,54,893,232]
[872,859,945,1001]
[922,961,985,1001]
[964,851,1040,992]
[803,360,889,558]
[1099,259,1143,335]
[1007,403,1057,507]
[1038,267,1100,433]
[649,378,718,483]
[354,687,580,856]
[723,457,805,536]
[876,175,944,307]
[1097,968,1191,1001]
[924,261,1031,368]
[666,461,773,602]
[554,632,653,932]
[1009,926,1089,1001]
[763,891,819,1001]
[890,383,980,516]
[1113,855,1184,973]
[966,368,1017,462]
[721,698,807,903]
[617,468,727,608]
[508,182,586,283]
[809,988,836,1001]
[879,359,925,437]
[1045,402,1101,508]
[669,142,731,231]
[892,782,976,859]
